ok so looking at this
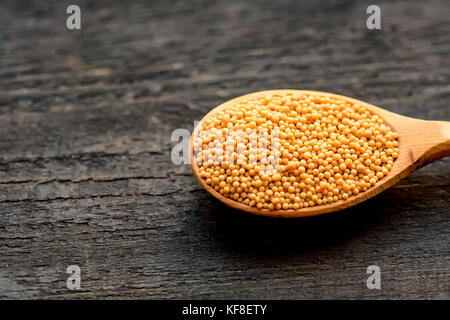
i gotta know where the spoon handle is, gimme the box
[416,121,450,168]
[392,117,450,172]
[438,121,450,142]
[423,120,450,164]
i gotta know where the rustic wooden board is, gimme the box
[0,0,448,299]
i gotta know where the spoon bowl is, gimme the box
[190,90,450,217]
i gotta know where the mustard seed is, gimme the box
[195,92,399,210]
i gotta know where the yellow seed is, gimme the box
[272,173,282,181]
[195,92,399,211]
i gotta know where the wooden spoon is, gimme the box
[190,90,450,218]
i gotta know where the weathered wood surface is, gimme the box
[0,0,448,299]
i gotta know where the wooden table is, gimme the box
[0,0,448,299]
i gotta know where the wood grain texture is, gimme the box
[0,0,449,299]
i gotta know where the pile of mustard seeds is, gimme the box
[194,93,399,210]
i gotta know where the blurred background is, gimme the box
[0,0,448,299]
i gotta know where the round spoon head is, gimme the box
[190,90,448,217]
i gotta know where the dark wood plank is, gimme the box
[0,0,449,299]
